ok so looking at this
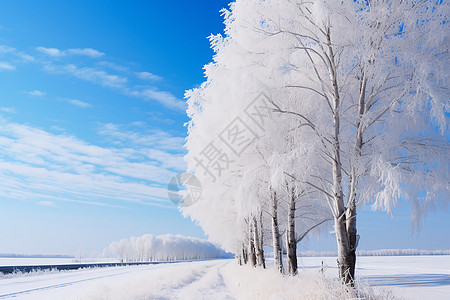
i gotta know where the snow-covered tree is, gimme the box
[184,0,333,275]
[253,0,448,283]
[185,0,449,285]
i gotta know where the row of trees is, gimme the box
[105,234,231,262]
[184,0,448,285]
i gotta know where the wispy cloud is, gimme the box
[18,53,35,62]
[50,125,65,132]
[0,45,35,62]
[36,47,104,58]
[66,99,92,108]
[36,47,61,56]
[146,111,176,125]
[98,123,186,171]
[97,61,129,72]
[37,200,55,207]
[0,107,15,113]
[98,122,185,152]
[0,120,184,207]
[136,71,163,82]
[44,64,127,89]
[43,62,185,111]
[26,90,46,97]
[128,89,186,111]
[66,48,104,58]
[0,45,15,53]
[0,61,15,71]
[32,44,184,111]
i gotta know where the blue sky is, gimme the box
[0,0,448,255]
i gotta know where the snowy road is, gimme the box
[0,260,234,300]
[1,256,449,299]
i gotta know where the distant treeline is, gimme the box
[299,249,450,257]
[0,254,74,258]
[104,234,233,262]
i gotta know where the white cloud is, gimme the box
[98,123,185,152]
[36,47,62,56]
[66,48,104,58]
[0,61,15,71]
[65,64,127,88]
[36,47,105,58]
[18,53,35,62]
[130,121,146,127]
[44,64,127,89]
[37,200,55,207]
[0,45,34,62]
[129,89,186,111]
[50,125,65,132]
[27,90,46,97]
[146,111,176,125]
[0,45,15,53]
[136,71,163,82]
[97,61,129,72]
[26,90,47,97]
[0,107,15,113]
[98,123,186,171]
[67,99,92,108]
[0,120,185,207]
[43,62,185,111]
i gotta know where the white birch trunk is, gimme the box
[253,216,265,268]
[271,190,283,273]
[248,219,257,267]
[345,74,367,283]
[259,211,266,268]
[242,242,248,265]
[326,27,352,284]
[287,186,298,275]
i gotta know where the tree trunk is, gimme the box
[253,216,265,268]
[287,186,298,275]
[335,215,352,283]
[346,196,357,284]
[284,229,290,274]
[271,191,283,273]
[242,243,248,265]
[344,73,366,283]
[249,220,257,267]
[237,247,243,266]
[325,26,353,285]
[259,211,266,268]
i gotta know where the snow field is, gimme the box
[298,255,450,299]
[1,256,449,299]
[0,258,115,267]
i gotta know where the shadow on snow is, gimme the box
[362,274,450,287]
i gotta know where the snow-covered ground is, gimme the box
[298,255,450,299]
[0,258,116,266]
[0,260,233,299]
[0,256,449,299]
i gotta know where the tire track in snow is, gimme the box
[165,260,235,299]
[0,265,159,299]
